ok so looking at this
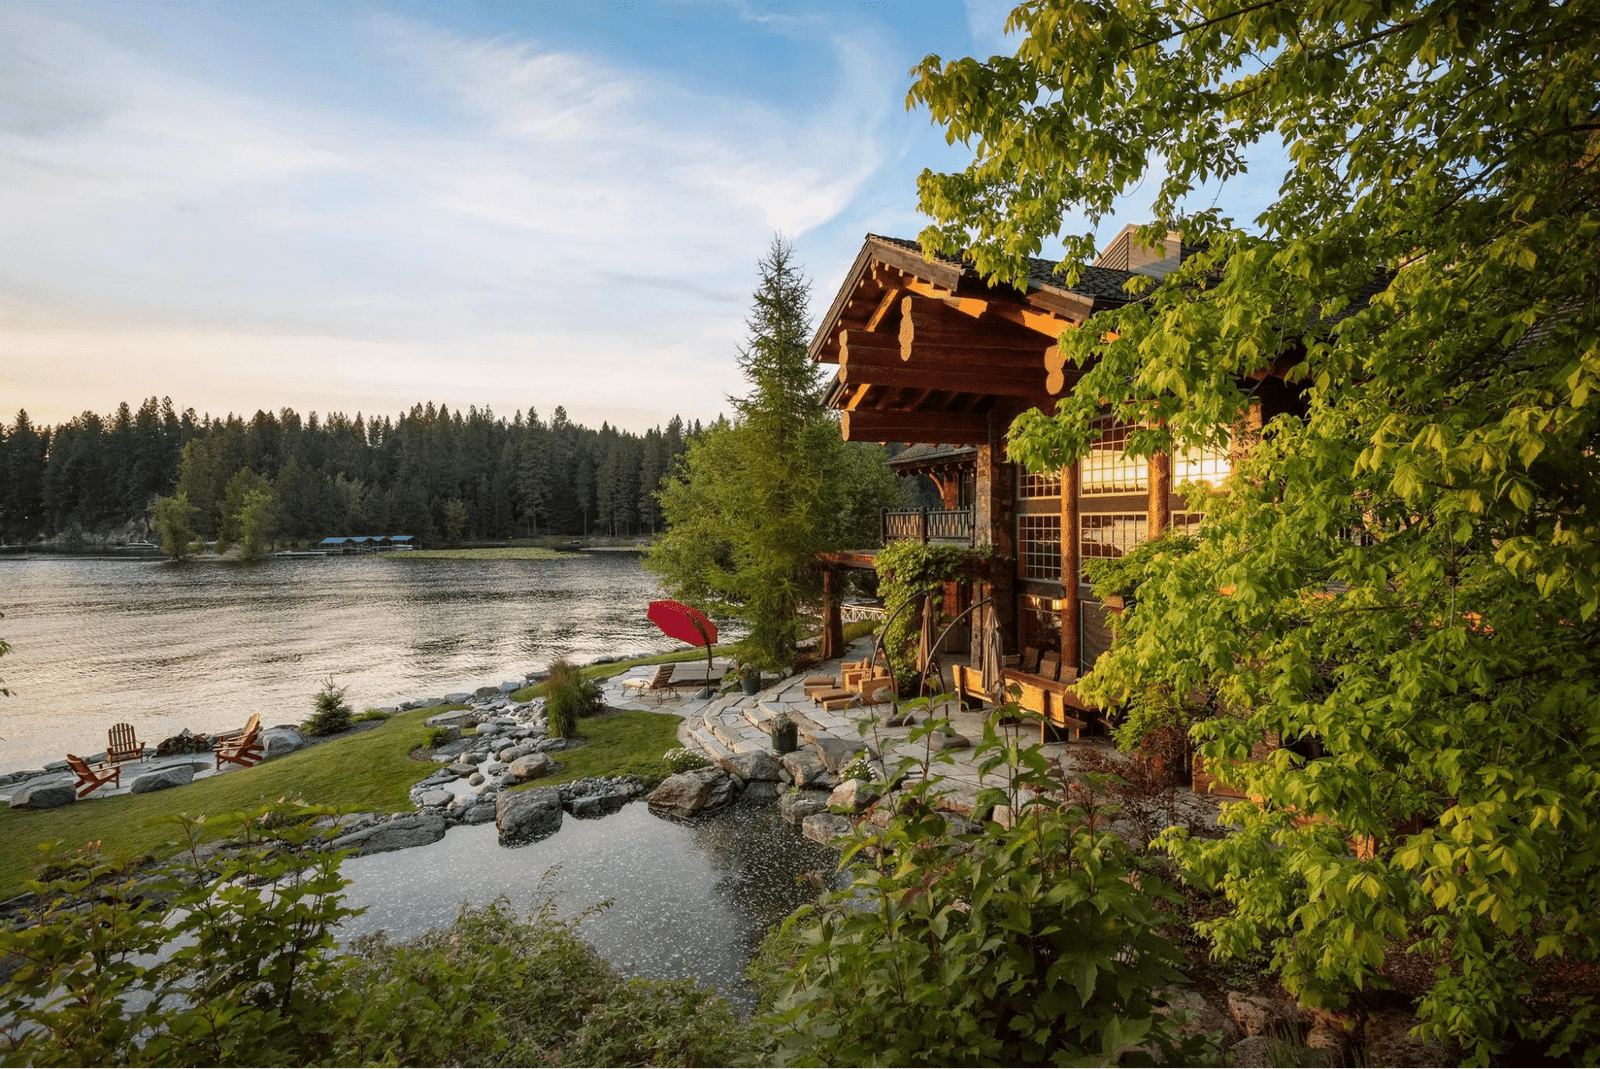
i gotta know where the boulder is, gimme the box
[569,791,631,819]
[646,767,742,819]
[460,801,498,825]
[801,812,854,845]
[779,788,832,826]
[814,736,869,773]
[499,681,522,694]
[1362,1010,1453,1067]
[1227,991,1299,1039]
[497,787,564,846]
[262,727,304,759]
[718,750,783,782]
[444,692,473,704]
[409,697,443,710]
[447,762,477,777]
[130,764,195,794]
[508,752,554,781]
[779,748,831,789]
[416,788,453,808]
[827,779,878,812]
[738,781,783,807]
[331,812,446,856]
[10,780,75,809]
[928,731,972,752]
[468,772,485,786]
[475,685,501,699]
[497,745,520,762]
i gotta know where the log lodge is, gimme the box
[811,227,1305,737]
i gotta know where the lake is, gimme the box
[0,551,678,775]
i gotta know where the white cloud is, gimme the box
[0,6,905,430]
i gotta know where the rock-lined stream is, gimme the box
[339,802,839,1008]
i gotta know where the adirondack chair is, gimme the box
[106,722,146,764]
[213,713,265,769]
[66,753,121,798]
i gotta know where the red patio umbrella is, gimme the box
[646,600,719,695]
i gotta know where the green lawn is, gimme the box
[0,621,878,899]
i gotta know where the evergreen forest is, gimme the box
[0,398,705,546]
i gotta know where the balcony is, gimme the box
[880,507,975,546]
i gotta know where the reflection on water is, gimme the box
[339,802,838,1007]
[0,553,676,774]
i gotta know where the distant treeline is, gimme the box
[0,398,703,544]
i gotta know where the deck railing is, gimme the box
[880,507,975,546]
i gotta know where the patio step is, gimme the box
[688,724,734,763]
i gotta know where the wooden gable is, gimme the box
[811,235,1130,445]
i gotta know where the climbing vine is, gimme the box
[873,541,989,685]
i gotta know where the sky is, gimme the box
[1,0,1281,435]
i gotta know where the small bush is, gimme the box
[423,726,451,750]
[544,659,603,739]
[355,709,392,723]
[838,755,876,782]
[664,747,711,774]
[304,676,354,736]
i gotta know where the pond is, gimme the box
[338,801,840,1008]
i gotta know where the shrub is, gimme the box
[303,676,353,736]
[752,703,1210,1066]
[664,747,710,774]
[838,755,876,782]
[544,658,602,739]
[423,726,451,750]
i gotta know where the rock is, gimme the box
[499,681,522,693]
[262,727,304,759]
[130,764,195,794]
[461,802,498,825]
[779,748,831,789]
[718,750,784,782]
[779,788,832,826]
[482,760,508,776]
[10,781,76,809]
[444,692,473,704]
[497,787,564,846]
[410,697,443,709]
[468,772,485,786]
[646,767,742,819]
[508,752,554,781]
[331,812,447,856]
[497,745,520,762]
[1158,988,1237,1044]
[447,762,477,777]
[1223,1034,1284,1067]
[928,731,972,752]
[738,781,783,807]
[827,779,878,812]
[417,788,454,807]
[570,791,630,819]
[1363,1010,1453,1067]
[1227,991,1299,1039]
[801,812,854,845]
[814,736,869,773]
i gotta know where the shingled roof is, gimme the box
[867,234,1140,308]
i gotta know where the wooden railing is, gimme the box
[880,507,975,546]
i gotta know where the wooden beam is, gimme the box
[839,330,901,357]
[841,410,991,445]
[842,384,874,410]
[864,288,901,332]
[841,348,1062,400]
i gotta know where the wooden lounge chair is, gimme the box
[214,713,265,769]
[106,722,146,764]
[66,753,121,798]
[621,664,677,704]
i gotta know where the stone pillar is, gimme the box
[1060,461,1080,676]
[975,415,1017,654]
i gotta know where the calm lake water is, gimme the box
[341,802,838,1007]
[0,552,676,775]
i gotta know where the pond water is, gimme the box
[339,802,839,1008]
[0,552,680,775]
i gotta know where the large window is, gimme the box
[1173,442,1230,485]
[1081,423,1147,494]
[1018,514,1062,581]
[1079,513,1147,564]
[1018,468,1062,499]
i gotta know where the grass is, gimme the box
[0,619,882,899]
[390,547,571,561]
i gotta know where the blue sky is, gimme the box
[2,0,1277,434]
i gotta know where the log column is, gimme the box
[1060,461,1080,676]
[975,412,1018,654]
[820,566,845,661]
[1148,449,1172,536]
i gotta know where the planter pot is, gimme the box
[770,720,798,754]
[741,676,762,695]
